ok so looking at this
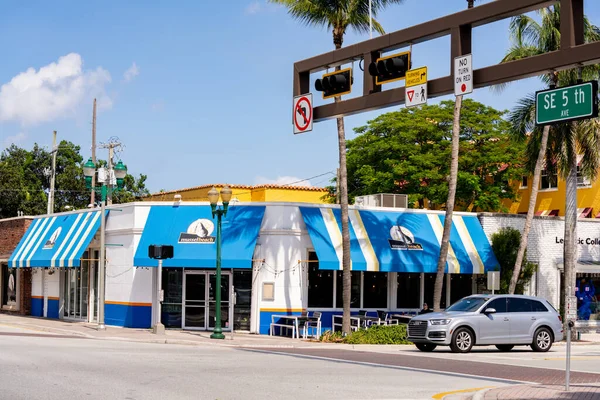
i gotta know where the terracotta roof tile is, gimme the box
[148,183,328,197]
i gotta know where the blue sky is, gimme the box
[0,0,599,193]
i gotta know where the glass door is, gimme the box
[208,272,231,331]
[183,272,206,329]
[63,260,90,320]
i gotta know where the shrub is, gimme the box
[320,324,410,345]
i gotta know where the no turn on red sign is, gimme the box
[293,94,313,134]
[454,54,473,96]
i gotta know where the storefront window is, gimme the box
[363,272,387,308]
[424,273,446,309]
[307,251,334,308]
[450,274,473,305]
[575,273,599,322]
[1,263,17,308]
[161,268,183,328]
[336,271,361,308]
[397,273,420,309]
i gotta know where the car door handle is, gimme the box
[504,317,509,321]
[531,317,536,321]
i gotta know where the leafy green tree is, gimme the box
[491,227,537,295]
[347,100,524,212]
[501,4,600,307]
[270,0,404,334]
[0,142,151,218]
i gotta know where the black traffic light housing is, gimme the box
[148,245,174,260]
[369,51,411,85]
[315,68,353,99]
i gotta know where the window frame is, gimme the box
[520,176,528,189]
[540,168,558,191]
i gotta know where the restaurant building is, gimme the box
[6,201,499,333]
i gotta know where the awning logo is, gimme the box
[389,225,423,250]
[43,227,62,249]
[179,219,215,243]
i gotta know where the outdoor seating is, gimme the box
[299,311,322,339]
[372,310,399,326]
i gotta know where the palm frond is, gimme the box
[508,93,536,140]
[509,15,541,46]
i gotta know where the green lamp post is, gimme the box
[207,185,232,340]
[82,156,127,330]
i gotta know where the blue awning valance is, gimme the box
[8,210,106,268]
[299,206,499,274]
[133,205,265,268]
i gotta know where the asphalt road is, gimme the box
[0,325,509,400]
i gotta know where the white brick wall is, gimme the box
[479,213,600,309]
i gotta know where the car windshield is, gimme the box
[446,297,489,312]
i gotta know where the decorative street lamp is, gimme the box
[207,185,232,340]
[83,156,127,330]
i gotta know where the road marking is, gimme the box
[241,348,529,384]
[544,356,600,360]
[432,387,493,399]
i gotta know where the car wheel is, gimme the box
[415,343,437,352]
[450,328,474,353]
[496,345,514,352]
[531,327,553,352]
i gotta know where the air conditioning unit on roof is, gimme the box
[354,193,408,208]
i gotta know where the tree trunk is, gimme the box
[433,95,462,312]
[509,125,550,294]
[331,35,352,335]
[563,130,578,339]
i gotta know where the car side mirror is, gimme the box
[484,308,496,314]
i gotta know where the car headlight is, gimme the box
[429,319,452,325]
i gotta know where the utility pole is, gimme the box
[90,99,97,206]
[47,131,57,214]
[96,138,123,330]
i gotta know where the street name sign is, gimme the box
[535,81,598,125]
[454,54,473,96]
[405,67,428,108]
[293,93,313,134]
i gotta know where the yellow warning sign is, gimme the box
[406,67,427,87]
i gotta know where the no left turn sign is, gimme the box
[293,93,313,134]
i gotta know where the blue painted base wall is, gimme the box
[31,298,43,317]
[105,303,152,328]
[47,299,59,319]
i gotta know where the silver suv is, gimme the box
[407,295,564,353]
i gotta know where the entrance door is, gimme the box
[183,271,232,331]
[63,255,92,320]
[183,272,206,329]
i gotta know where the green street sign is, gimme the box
[535,81,598,126]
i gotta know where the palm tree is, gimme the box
[501,4,600,327]
[270,0,404,333]
[432,0,477,312]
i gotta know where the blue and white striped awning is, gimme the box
[299,206,499,274]
[8,210,106,268]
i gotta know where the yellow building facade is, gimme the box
[508,169,600,218]
[144,184,331,204]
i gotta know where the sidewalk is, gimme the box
[1,313,599,348]
[0,313,325,348]
[467,384,600,399]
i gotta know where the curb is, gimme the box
[471,387,496,400]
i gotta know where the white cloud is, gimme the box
[2,132,27,148]
[0,53,112,126]
[245,1,261,15]
[255,175,312,187]
[123,62,139,83]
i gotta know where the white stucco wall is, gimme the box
[478,213,600,309]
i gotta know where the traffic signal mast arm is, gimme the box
[293,0,599,122]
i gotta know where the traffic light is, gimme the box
[315,68,353,99]
[368,51,411,85]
